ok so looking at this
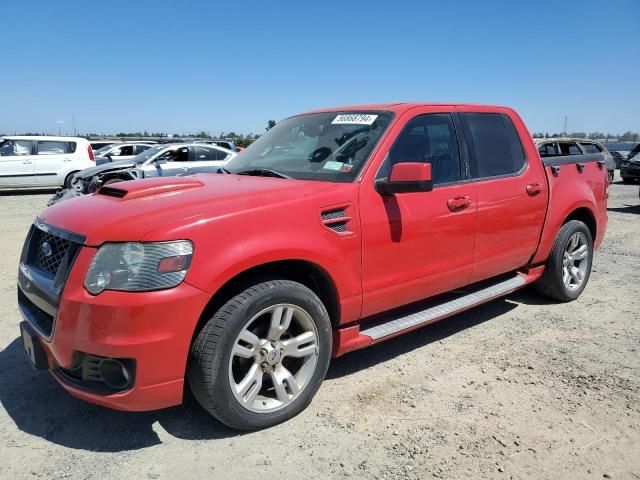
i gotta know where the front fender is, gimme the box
[142,208,363,324]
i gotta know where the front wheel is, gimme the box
[188,280,332,430]
[535,220,593,302]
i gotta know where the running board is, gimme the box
[360,275,526,341]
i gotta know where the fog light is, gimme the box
[98,359,131,390]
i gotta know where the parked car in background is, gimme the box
[48,143,236,204]
[620,155,640,183]
[0,136,94,188]
[22,103,608,430]
[94,143,155,165]
[627,143,640,161]
[89,140,122,151]
[535,138,615,183]
[604,142,639,169]
[196,139,238,152]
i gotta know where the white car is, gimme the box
[48,143,237,204]
[0,136,95,188]
[93,143,155,164]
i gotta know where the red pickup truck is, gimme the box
[18,103,608,430]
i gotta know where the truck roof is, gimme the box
[302,102,514,115]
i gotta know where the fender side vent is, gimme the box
[320,207,352,235]
[321,208,345,221]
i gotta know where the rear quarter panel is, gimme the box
[532,161,608,264]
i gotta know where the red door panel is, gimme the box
[358,106,477,318]
[360,185,476,317]
[471,169,547,281]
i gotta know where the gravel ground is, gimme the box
[0,179,638,480]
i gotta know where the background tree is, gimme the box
[266,120,276,131]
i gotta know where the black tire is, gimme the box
[64,171,79,189]
[621,177,635,184]
[188,280,332,430]
[535,220,593,302]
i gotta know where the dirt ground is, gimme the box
[0,178,638,480]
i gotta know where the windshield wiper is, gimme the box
[236,168,292,179]
[217,167,231,174]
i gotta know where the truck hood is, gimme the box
[39,174,345,245]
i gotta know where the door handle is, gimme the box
[63,158,72,162]
[526,183,543,196]
[447,196,472,211]
[22,160,32,164]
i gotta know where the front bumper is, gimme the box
[19,245,211,411]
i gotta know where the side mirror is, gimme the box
[375,162,433,195]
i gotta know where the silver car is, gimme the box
[49,143,236,204]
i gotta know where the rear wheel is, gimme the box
[622,177,634,184]
[188,280,332,430]
[535,220,593,302]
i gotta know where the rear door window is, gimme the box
[581,143,602,154]
[194,146,230,161]
[134,145,152,154]
[37,141,76,155]
[559,142,582,155]
[119,145,134,156]
[461,113,526,178]
[538,142,559,157]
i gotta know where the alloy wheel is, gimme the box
[228,304,319,413]
[562,232,589,291]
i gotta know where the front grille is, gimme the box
[18,221,85,339]
[34,230,70,276]
[18,288,54,336]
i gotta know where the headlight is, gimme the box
[84,241,193,295]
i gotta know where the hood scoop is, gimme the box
[97,177,205,200]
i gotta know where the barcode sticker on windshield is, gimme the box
[331,114,378,125]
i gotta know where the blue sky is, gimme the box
[1,0,638,136]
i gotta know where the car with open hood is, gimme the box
[48,142,236,204]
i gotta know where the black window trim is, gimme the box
[374,111,466,189]
[457,112,529,184]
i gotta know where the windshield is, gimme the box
[132,145,166,164]
[225,111,393,182]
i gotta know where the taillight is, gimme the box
[88,145,95,162]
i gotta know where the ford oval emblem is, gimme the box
[41,242,53,258]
